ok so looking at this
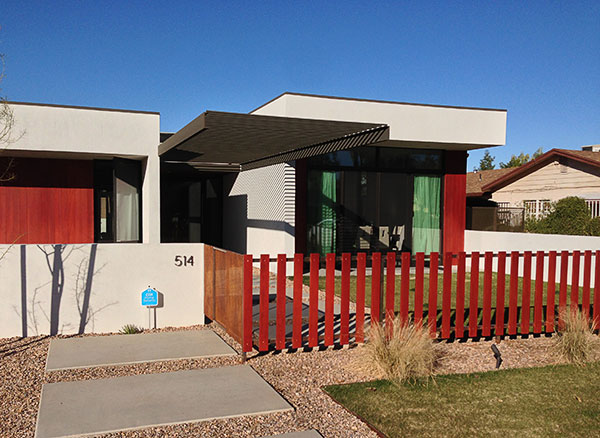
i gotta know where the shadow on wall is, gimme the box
[16,244,115,337]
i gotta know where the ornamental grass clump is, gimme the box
[119,324,143,334]
[554,310,599,365]
[362,316,440,385]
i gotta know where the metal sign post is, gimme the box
[141,287,159,329]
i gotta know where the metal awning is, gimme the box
[159,111,389,171]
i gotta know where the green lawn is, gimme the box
[300,273,594,333]
[324,362,600,438]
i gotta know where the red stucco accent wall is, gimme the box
[0,158,94,244]
[443,151,467,254]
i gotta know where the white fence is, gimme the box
[587,199,600,218]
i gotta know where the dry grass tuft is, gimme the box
[554,310,599,365]
[358,316,441,385]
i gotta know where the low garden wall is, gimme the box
[465,230,600,253]
[0,243,205,338]
[465,230,600,285]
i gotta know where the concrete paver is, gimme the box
[46,330,236,371]
[35,365,293,438]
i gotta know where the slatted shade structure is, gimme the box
[158,111,389,171]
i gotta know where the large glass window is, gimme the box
[93,158,142,243]
[306,147,442,255]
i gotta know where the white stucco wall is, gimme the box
[222,162,295,266]
[465,230,600,253]
[0,243,204,338]
[6,103,161,244]
[465,230,600,285]
[252,93,507,147]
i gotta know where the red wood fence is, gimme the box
[242,251,600,353]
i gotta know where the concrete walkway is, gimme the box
[46,330,236,371]
[36,365,293,438]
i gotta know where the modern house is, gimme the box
[0,93,507,338]
[159,93,507,258]
[467,146,600,220]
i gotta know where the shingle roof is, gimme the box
[555,149,600,164]
[466,168,513,196]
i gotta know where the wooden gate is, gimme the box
[204,245,244,344]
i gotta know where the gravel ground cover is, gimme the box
[0,322,573,438]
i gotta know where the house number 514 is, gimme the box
[174,255,194,267]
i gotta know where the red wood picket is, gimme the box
[386,252,396,328]
[259,254,270,351]
[558,250,569,327]
[508,251,519,336]
[469,252,480,338]
[429,252,439,337]
[455,252,466,338]
[533,251,544,334]
[324,253,335,346]
[400,252,411,323]
[309,253,319,348]
[495,252,506,336]
[571,250,580,311]
[292,254,303,349]
[340,253,351,345]
[244,249,600,354]
[442,252,453,339]
[546,251,557,333]
[242,255,253,353]
[521,251,532,335]
[355,253,366,343]
[414,252,425,328]
[482,252,493,337]
[276,254,286,350]
[371,253,382,325]
[594,251,600,330]
[582,250,592,318]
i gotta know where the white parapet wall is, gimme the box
[0,243,204,338]
[465,230,600,286]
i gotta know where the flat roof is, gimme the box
[6,101,160,115]
[252,91,507,114]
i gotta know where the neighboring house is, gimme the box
[467,146,600,221]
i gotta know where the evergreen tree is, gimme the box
[474,150,495,171]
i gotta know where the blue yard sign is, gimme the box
[141,287,158,307]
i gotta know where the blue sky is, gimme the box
[0,1,598,169]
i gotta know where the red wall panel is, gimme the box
[443,151,467,254]
[0,158,94,244]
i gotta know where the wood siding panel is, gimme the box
[443,151,467,254]
[0,158,93,244]
[492,158,600,205]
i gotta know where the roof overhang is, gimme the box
[159,111,389,171]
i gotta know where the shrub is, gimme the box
[588,216,600,236]
[361,316,440,385]
[526,197,593,236]
[119,324,143,334]
[554,310,599,365]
